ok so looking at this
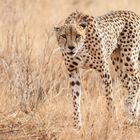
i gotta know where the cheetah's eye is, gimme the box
[61,34,66,39]
[76,34,81,39]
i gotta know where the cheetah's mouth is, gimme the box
[67,52,75,55]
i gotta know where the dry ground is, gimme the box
[0,0,140,139]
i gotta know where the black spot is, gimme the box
[90,64,93,67]
[108,74,111,79]
[70,81,75,86]
[123,29,127,32]
[120,32,124,36]
[116,66,119,69]
[112,61,115,65]
[124,74,128,79]
[73,96,76,100]
[124,63,128,66]
[105,89,108,92]
[75,57,81,61]
[74,112,76,115]
[72,62,78,66]
[76,81,80,85]
[69,65,74,68]
[126,57,130,61]
[76,92,79,96]
[88,34,91,37]
[124,48,127,52]
[116,57,119,61]
[106,83,110,87]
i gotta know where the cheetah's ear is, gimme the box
[54,27,60,32]
[79,22,87,29]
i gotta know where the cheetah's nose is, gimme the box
[68,46,75,50]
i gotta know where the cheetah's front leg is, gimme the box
[98,61,115,116]
[68,69,82,129]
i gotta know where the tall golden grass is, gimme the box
[0,0,140,139]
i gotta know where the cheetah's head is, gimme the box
[54,23,87,56]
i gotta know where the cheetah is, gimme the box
[54,10,140,129]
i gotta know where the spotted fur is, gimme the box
[54,10,140,129]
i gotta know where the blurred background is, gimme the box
[0,0,140,139]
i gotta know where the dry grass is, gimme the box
[0,0,140,139]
